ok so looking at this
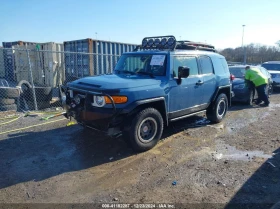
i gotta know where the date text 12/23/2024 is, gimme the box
[101,203,175,208]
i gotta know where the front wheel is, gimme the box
[206,93,228,123]
[124,108,164,152]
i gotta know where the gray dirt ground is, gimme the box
[0,93,280,209]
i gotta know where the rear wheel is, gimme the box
[206,93,228,123]
[124,108,164,152]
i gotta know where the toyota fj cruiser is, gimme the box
[61,36,231,152]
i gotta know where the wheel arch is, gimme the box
[211,85,231,106]
[124,97,168,128]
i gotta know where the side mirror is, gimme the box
[178,66,190,79]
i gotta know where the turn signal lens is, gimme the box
[105,96,128,104]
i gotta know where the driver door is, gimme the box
[168,56,204,118]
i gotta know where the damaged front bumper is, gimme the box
[59,85,124,137]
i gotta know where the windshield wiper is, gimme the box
[136,71,155,78]
[115,70,136,75]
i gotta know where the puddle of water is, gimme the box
[213,142,272,161]
[226,127,234,134]
[195,118,210,125]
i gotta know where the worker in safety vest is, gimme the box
[245,66,269,106]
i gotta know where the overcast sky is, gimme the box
[1,0,279,49]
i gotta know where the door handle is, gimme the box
[196,80,204,85]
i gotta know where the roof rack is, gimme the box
[175,41,216,52]
[134,36,216,52]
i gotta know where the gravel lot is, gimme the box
[0,93,280,209]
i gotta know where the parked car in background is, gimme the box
[261,61,280,90]
[229,65,273,105]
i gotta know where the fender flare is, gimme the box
[211,85,232,105]
[122,97,169,126]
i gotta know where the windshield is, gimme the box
[261,63,280,71]
[114,54,166,76]
[229,67,245,78]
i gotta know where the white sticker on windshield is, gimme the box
[150,55,165,66]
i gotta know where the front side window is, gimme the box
[199,56,214,74]
[173,56,198,77]
[114,54,166,76]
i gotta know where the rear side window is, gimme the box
[220,58,229,73]
[173,56,199,77]
[199,56,213,74]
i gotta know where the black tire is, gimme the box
[0,104,17,111]
[0,87,20,98]
[206,93,228,123]
[17,80,32,89]
[17,81,53,102]
[246,89,255,105]
[125,108,164,152]
[0,98,15,105]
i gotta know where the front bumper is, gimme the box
[59,85,124,136]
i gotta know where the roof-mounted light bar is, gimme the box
[139,36,216,52]
[141,35,177,50]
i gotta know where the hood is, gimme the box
[68,74,161,91]
[232,78,245,85]
[268,70,280,74]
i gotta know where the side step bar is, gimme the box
[169,110,206,122]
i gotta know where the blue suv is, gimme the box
[61,36,231,152]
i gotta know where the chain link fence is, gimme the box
[0,47,121,112]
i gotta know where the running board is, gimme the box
[169,110,206,122]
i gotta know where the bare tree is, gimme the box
[220,43,280,64]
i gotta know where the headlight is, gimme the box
[233,84,245,89]
[74,95,80,104]
[92,96,106,107]
[92,95,128,107]
[96,96,104,106]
